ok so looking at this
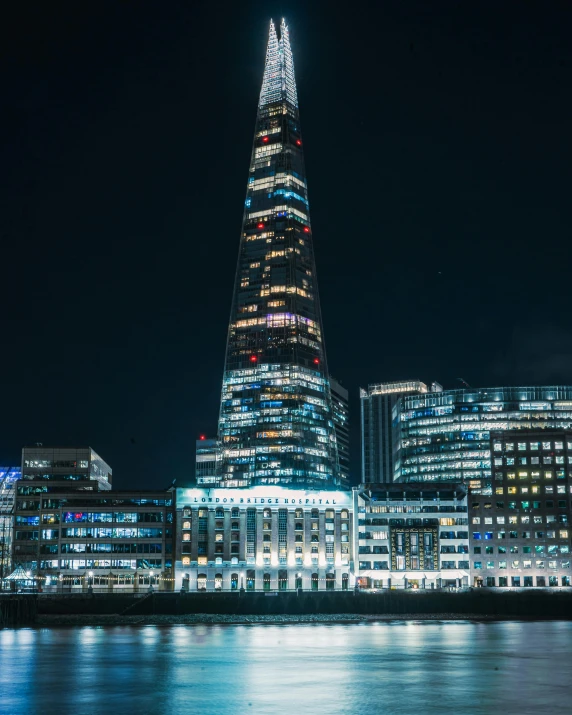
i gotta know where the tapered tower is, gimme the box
[218,19,339,488]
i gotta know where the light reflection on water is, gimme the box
[0,621,571,715]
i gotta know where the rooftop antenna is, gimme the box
[456,378,471,389]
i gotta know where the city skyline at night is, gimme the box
[3,2,572,490]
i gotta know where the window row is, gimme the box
[473,531,570,542]
[480,576,570,587]
[474,545,568,555]
[474,560,570,570]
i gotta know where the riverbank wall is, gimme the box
[2,589,572,626]
[0,596,37,627]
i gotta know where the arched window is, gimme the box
[340,510,349,520]
[230,573,239,590]
[182,557,190,566]
[326,573,335,590]
[231,508,239,518]
[214,573,223,591]
[311,573,319,591]
[215,508,224,519]
[278,570,288,591]
[182,533,190,542]
[342,573,349,590]
[263,573,271,591]
[295,508,303,519]
[231,522,239,530]
[246,569,255,591]
[183,508,191,518]
[231,556,238,565]
[263,508,271,518]
[197,573,207,591]
[311,509,319,519]
[295,574,302,589]
[182,521,191,530]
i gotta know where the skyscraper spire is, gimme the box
[259,19,298,109]
[216,19,339,489]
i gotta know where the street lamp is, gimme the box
[149,570,154,593]
[88,570,94,595]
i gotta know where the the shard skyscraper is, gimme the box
[216,19,339,489]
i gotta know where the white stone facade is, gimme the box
[175,487,353,591]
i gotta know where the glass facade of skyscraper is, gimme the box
[218,20,339,488]
[395,386,572,484]
[0,467,20,580]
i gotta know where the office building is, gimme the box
[469,431,571,588]
[13,446,112,576]
[330,377,350,489]
[396,385,572,483]
[360,380,432,484]
[174,486,352,591]
[363,384,572,484]
[217,19,339,488]
[195,437,220,486]
[14,488,175,591]
[21,445,112,489]
[0,467,20,580]
[353,483,469,589]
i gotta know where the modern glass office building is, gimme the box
[395,386,572,484]
[0,467,20,580]
[360,381,435,484]
[330,377,350,489]
[218,19,339,488]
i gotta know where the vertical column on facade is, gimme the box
[303,509,311,590]
[334,510,341,588]
[278,508,288,589]
[247,508,257,590]
[239,507,246,567]
[287,508,296,571]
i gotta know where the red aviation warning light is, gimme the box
[304,227,310,233]
[262,136,269,143]
[257,223,265,229]
[199,434,206,441]
[313,358,320,365]
[296,139,302,146]
[249,355,258,363]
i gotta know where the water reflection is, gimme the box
[0,622,571,714]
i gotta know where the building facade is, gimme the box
[360,380,432,484]
[368,384,572,484]
[353,483,469,589]
[174,487,352,591]
[13,489,175,592]
[330,377,350,489]
[469,431,571,588]
[217,19,339,489]
[195,437,220,487]
[22,445,112,489]
[0,466,20,580]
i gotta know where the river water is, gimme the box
[0,621,570,714]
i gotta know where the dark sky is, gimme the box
[2,1,572,488]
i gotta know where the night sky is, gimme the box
[3,1,572,488]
